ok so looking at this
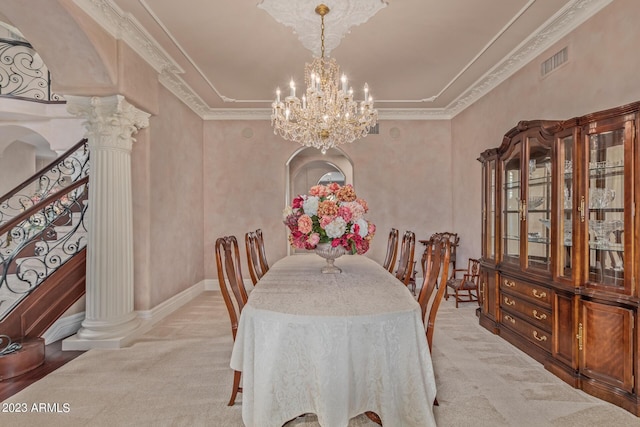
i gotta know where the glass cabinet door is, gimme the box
[558,132,574,281]
[482,159,497,260]
[488,160,496,260]
[525,137,552,273]
[585,122,630,292]
[502,143,522,266]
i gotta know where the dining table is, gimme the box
[230,253,438,427]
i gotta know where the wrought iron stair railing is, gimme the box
[0,140,89,343]
[0,138,88,229]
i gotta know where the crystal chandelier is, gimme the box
[270,4,378,154]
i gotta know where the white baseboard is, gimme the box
[137,280,206,323]
[58,280,209,350]
[42,312,85,345]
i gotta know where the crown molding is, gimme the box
[158,71,210,117]
[75,0,613,120]
[446,0,613,116]
[73,0,182,75]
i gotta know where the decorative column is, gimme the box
[65,95,149,347]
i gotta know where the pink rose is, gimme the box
[292,195,304,209]
[328,182,340,193]
[297,214,313,234]
[338,206,352,223]
[307,233,320,246]
[368,222,376,236]
[309,185,328,197]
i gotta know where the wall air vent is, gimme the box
[368,123,379,135]
[541,47,568,77]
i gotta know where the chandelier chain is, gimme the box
[320,13,325,60]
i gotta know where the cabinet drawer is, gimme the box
[500,276,551,307]
[500,293,552,331]
[500,311,552,352]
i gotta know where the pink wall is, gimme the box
[451,0,640,264]
[203,119,452,278]
[146,86,204,308]
[0,141,35,195]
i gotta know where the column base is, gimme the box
[62,313,146,350]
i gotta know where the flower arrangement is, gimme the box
[283,183,375,254]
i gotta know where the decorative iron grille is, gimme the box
[0,38,63,102]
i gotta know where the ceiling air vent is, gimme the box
[541,47,568,77]
[368,123,379,135]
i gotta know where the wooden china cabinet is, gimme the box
[478,101,640,416]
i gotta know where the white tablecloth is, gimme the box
[230,254,437,427]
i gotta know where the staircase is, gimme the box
[0,140,89,380]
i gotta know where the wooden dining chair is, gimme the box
[445,258,481,308]
[418,235,451,351]
[395,230,416,293]
[418,235,451,409]
[255,228,270,275]
[215,235,248,406]
[244,231,264,285]
[382,228,399,273]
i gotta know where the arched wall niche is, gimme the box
[286,146,354,202]
[284,146,354,254]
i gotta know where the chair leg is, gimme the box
[228,370,242,406]
[455,290,459,308]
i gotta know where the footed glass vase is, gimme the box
[314,242,347,274]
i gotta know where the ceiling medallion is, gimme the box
[258,0,387,57]
[269,4,378,154]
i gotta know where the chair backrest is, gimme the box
[245,231,263,285]
[255,228,270,274]
[215,235,248,340]
[395,230,416,287]
[467,258,481,279]
[382,228,399,273]
[417,235,451,351]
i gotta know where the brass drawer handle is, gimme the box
[503,279,515,288]
[532,289,547,299]
[577,323,583,351]
[533,331,547,342]
[532,310,547,320]
[504,314,516,324]
[504,297,515,306]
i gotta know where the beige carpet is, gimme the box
[1,291,637,426]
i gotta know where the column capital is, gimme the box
[66,95,150,151]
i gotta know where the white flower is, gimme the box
[303,196,319,216]
[282,205,293,219]
[325,216,347,239]
[351,218,369,237]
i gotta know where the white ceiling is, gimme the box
[75,0,612,119]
